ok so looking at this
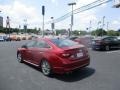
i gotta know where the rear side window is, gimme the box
[104,37,118,41]
[35,41,51,48]
[70,37,78,40]
[26,41,36,47]
[51,39,78,48]
[111,37,118,41]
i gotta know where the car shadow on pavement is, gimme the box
[23,62,95,82]
[23,62,41,71]
[93,48,120,52]
[53,67,95,82]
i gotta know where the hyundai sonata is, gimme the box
[17,38,90,76]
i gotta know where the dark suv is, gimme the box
[92,36,120,51]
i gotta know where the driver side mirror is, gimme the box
[21,45,28,49]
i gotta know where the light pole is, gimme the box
[97,21,101,29]
[42,6,45,37]
[89,20,92,35]
[51,17,54,36]
[24,19,27,37]
[68,2,76,37]
[19,25,21,34]
[102,16,105,37]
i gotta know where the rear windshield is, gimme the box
[51,38,78,48]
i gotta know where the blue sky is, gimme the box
[0,0,120,31]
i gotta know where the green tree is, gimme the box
[79,31,87,35]
[91,28,107,36]
[73,30,79,35]
[107,30,119,36]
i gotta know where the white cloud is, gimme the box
[74,12,98,29]
[55,0,98,30]
[105,19,120,30]
[51,0,55,3]
[0,0,41,28]
[112,20,120,25]
[63,0,109,30]
[51,0,58,6]
[75,0,96,8]
[0,0,117,30]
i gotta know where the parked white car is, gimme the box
[0,35,5,41]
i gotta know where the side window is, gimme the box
[35,41,51,48]
[112,37,118,41]
[104,37,118,42]
[26,41,36,47]
[104,38,111,42]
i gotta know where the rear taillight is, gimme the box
[62,53,70,57]
[83,47,89,56]
[57,52,71,58]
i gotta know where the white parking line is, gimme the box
[106,50,120,54]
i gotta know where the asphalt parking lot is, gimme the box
[0,41,120,90]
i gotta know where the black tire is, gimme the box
[105,45,110,51]
[17,53,23,63]
[41,60,52,76]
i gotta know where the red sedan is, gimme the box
[17,38,90,76]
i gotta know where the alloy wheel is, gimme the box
[41,60,51,76]
[105,45,110,51]
[17,53,23,63]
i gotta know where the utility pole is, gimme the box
[68,2,76,37]
[42,6,45,37]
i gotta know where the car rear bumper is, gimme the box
[53,57,90,74]
[92,45,104,50]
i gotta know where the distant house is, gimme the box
[44,29,53,35]
[59,29,68,35]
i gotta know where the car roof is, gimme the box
[36,37,65,41]
[93,36,117,40]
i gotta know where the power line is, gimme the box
[74,0,112,14]
[45,0,112,24]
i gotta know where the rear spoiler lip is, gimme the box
[61,44,85,51]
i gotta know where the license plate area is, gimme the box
[70,49,84,59]
[77,52,83,58]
